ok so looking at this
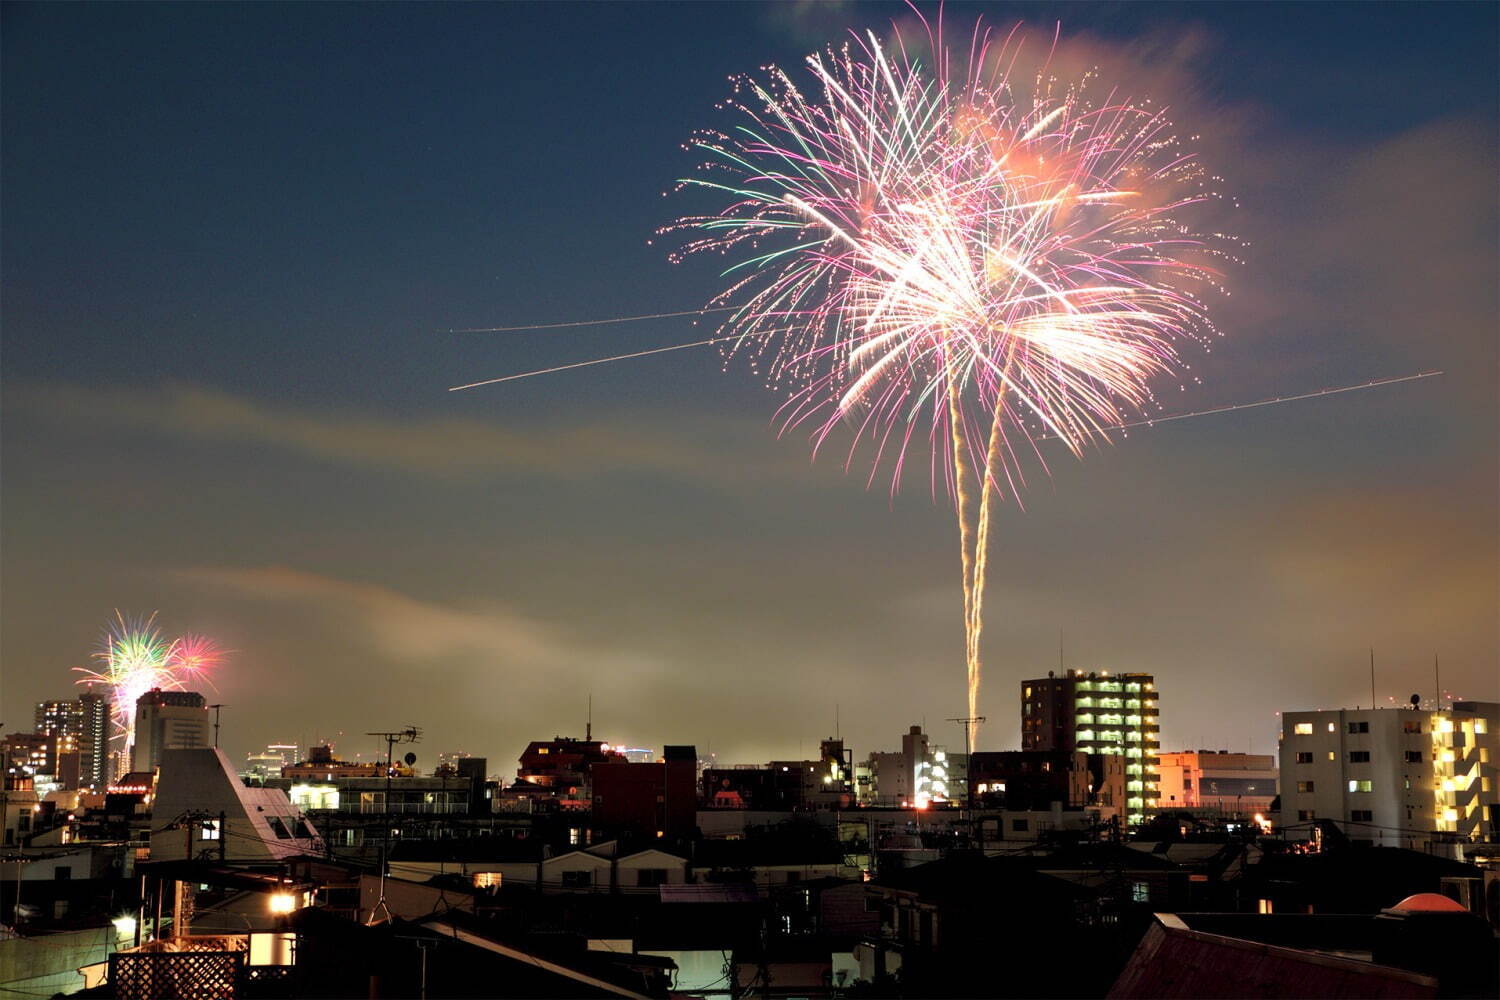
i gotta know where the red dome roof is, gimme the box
[1389,892,1467,913]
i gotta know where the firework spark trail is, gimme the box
[446,306,740,334]
[72,611,225,759]
[449,335,739,391]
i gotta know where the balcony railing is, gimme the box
[345,802,465,815]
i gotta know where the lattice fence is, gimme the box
[110,950,243,1000]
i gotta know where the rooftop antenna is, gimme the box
[208,704,224,748]
[586,693,592,743]
[364,725,422,925]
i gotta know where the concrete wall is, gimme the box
[0,922,132,997]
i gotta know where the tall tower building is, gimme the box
[132,689,210,773]
[1021,670,1161,826]
[34,690,111,789]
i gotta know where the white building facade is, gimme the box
[1278,702,1497,855]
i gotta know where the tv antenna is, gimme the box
[365,726,422,925]
[367,726,423,776]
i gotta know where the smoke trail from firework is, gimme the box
[666,19,1233,734]
[72,612,224,759]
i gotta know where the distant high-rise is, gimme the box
[862,725,953,807]
[242,743,301,781]
[1157,750,1276,819]
[1021,670,1160,826]
[131,689,209,773]
[34,690,111,789]
[3,732,53,788]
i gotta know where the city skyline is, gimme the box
[4,3,1496,772]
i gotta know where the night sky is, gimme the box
[4,2,1495,775]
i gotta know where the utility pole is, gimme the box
[947,716,986,809]
[365,727,421,924]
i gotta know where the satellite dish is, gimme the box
[1409,694,1421,709]
[404,752,417,766]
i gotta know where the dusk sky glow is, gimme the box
[3,3,1495,772]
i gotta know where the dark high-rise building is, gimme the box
[455,756,493,816]
[591,744,697,839]
[1021,670,1160,826]
[34,689,111,789]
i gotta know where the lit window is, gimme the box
[1474,720,1487,735]
[200,820,220,841]
[1347,780,1372,793]
[1296,781,1315,793]
[1327,722,1336,733]
[1293,723,1313,735]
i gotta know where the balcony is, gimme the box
[347,801,465,815]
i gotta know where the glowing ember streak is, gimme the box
[72,611,225,756]
[665,18,1234,734]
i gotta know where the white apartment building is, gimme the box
[1278,701,1497,856]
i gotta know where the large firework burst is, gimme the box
[667,19,1232,733]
